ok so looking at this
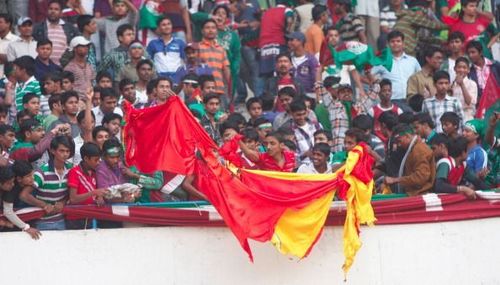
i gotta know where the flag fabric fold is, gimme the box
[328,42,393,72]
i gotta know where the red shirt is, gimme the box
[257,151,296,172]
[449,15,491,45]
[67,165,97,206]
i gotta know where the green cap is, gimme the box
[465,119,485,137]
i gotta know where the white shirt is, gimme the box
[0,32,20,76]
[6,37,37,61]
[297,163,332,174]
[92,106,124,126]
[451,77,477,122]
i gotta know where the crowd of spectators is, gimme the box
[0,0,498,239]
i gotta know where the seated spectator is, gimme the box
[384,124,436,196]
[92,88,124,127]
[20,135,75,231]
[368,79,403,143]
[352,115,385,160]
[463,119,488,176]
[238,128,260,169]
[440,111,461,139]
[422,70,464,132]
[296,143,332,174]
[412,112,437,146]
[238,131,296,172]
[289,100,322,164]
[246,97,263,127]
[451,57,477,121]
[0,163,41,239]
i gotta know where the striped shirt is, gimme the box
[322,93,349,153]
[34,162,72,221]
[336,13,365,43]
[198,39,229,95]
[422,95,464,132]
[15,76,42,111]
[40,94,51,117]
[47,21,68,66]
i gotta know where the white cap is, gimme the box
[17,17,32,26]
[69,36,91,51]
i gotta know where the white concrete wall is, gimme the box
[1,218,500,285]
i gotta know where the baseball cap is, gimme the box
[17,17,32,26]
[286,32,306,43]
[69,36,91,51]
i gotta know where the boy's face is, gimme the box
[344,135,357,152]
[327,30,339,46]
[314,133,328,145]
[0,177,15,192]
[312,150,327,168]
[441,121,457,136]
[84,156,101,170]
[62,79,73,91]
[98,77,113,88]
[379,85,392,102]
[64,96,79,116]
[101,96,118,114]
[291,109,307,126]
[257,125,272,141]
[36,44,52,60]
[205,98,220,115]
[431,143,447,159]
[426,52,443,70]
[157,19,173,36]
[0,112,7,124]
[243,138,258,151]
[17,171,34,187]
[138,63,154,81]
[121,84,136,103]
[264,136,283,157]
[339,88,352,101]
[467,47,482,65]
[462,128,478,142]
[413,122,425,138]
[24,97,40,116]
[113,2,128,17]
[435,78,450,95]
[248,102,262,119]
[118,29,136,47]
[279,95,293,111]
[449,38,463,54]
[156,80,172,101]
[201,81,216,95]
[0,131,15,149]
[222,128,238,142]
[104,154,120,168]
[454,61,469,76]
[28,126,45,144]
[104,119,121,136]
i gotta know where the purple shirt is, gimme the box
[96,160,127,189]
[292,53,319,93]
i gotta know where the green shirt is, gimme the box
[129,166,164,203]
[15,76,42,111]
[332,151,347,166]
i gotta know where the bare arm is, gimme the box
[238,140,260,162]
[181,6,193,43]
[181,175,207,200]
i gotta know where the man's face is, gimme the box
[101,96,117,113]
[158,19,173,36]
[43,79,59,94]
[264,136,282,157]
[257,125,272,141]
[214,7,228,24]
[29,126,45,144]
[339,88,352,101]
[156,79,172,100]
[98,77,113,88]
[204,98,220,115]
[185,49,198,63]
[18,23,33,37]
[0,18,10,34]
[276,56,292,75]
[113,2,128,17]
[312,150,327,168]
[37,44,52,60]
[243,138,258,151]
[64,96,79,116]
[287,38,302,51]
[314,134,329,145]
[379,85,392,102]
[463,2,477,16]
[62,79,73,91]
[344,135,357,152]
[435,78,450,95]
[50,144,71,163]
[95,130,109,149]
[84,156,101,170]
[327,30,340,46]
[201,81,216,95]
[118,29,136,47]
[413,122,424,138]
[448,38,463,54]
[202,22,217,40]
[13,64,25,81]
[0,131,15,148]
[182,82,197,96]
[222,128,238,142]
[24,98,40,116]
[396,134,412,149]
[426,52,444,70]
[121,84,136,103]
[467,48,482,65]
[454,61,469,76]
[431,143,447,159]
[279,95,293,111]
[92,91,101,107]
[129,46,143,60]
[47,3,62,22]
[248,102,262,119]
[388,36,404,55]
[137,64,153,81]
[0,112,7,124]
[441,121,456,136]
[462,127,478,142]
[104,119,121,136]
[104,155,120,168]
[74,45,89,57]
[292,110,307,126]
[85,19,97,34]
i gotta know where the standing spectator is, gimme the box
[61,0,87,24]
[333,0,367,43]
[116,40,147,84]
[451,57,477,121]
[63,36,95,102]
[13,56,41,112]
[354,0,380,50]
[32,0,79,66]
[148,77,176,107]
[6,17,37,61]
[466,41,500,102]
[445,0,495,45]
[160,0,193,42]
[0,14,19,77]
[368,79,403,143]
[76,14,98,72]
[92,88,123,126]
[463,119,488,175]
[422,71,464,132]
[97,24,136,80]
[305,5,328,59]
[287,31,319,96]
[135,59,155,101]
[198,19,231,101]
[48,91,80,138]
[264,53,304,99]
[200,93,224,146]
[119,78,146,109]
[147,16,186,80]
[42,93,62,132]
[442,31,465,82]
[378,0,406,50]
[174,43,213,85]
[407,46,444,99]
[96,0,138,54]
[34,39,62,81]
[289,100,322,164]
[29,0,49,23]
[295,0,314,34]
[412,112,437,146]
[370,30,420,112]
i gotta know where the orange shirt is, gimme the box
[198,39,229,95]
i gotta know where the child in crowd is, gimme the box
[246,97,263,127]
[102,113,123,141]
[22,93,42,122]
[296,143,332,174]
[440,111,461,139]
[451,57,477,122]
[61,71,75,92]
[332,128,368,169]
[43,94,62,132]
[313,129,334,165]
[463,119,489,176]
[253,117,273,149]
[368,79,403,143]
[40,72,63,117]
[289,99,322,164]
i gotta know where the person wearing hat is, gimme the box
[287,31,319,96]
[6,17,37,62]
[305,4,328,58]
[115,40,148,85]
[63,36,95,101]
[332,0,367,44]
[384,123,436,196]
[173,42,213,85]
[463,119,489,175]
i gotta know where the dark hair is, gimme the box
[80,142,101,159]
[77,14,94,33]
[276,126,294,137]
[61,71,75,83]
[387,30,404,42]
[92,126,110,140]
[398,112,414,125]
[379,79,392,89]
[156,15,172,27]
[3,62,14,77]
[276,52,292,62]
[277,86,296,98]
[201,18,217,29]
[12,160,33,178]
[289,99,307,113]
[119,78,134,91]
[312,142,330,157]
[102,112,122,126]
[212,5,230,17]
[199,74,216,89]
[48,0,63,9]
[253,117,271,128]
[414,112,436,129]
[37,39,53,48]
[323,76,340,88]
[466,41,483,54]
[302,96,316,110]
[100,87,119,101]
[116,23,134,38]
[0,124,15,136]
[408,94,424,113]
[283,140,297,151]
[440,111,460,127]
[241,128,259,142]
[423,46,443,63]
[352,114,374,131]
[203,93,220,104]
[97,71,112,83]
[13,56,36,76]
[379,111,399,131]
[246,97,262,111]
[430,133,449,146]
[49,135,75,158]
[61,91,79,105]
[219,120,239,136]
[266,131,285,143]
[156,76,173,88]
[0,14,12,26]
[0,105,8,115]
[314,129,332,140]
[227,113,246,126]
[16,110,32,125]
[455,56,470,67]
[42,72,62,84]
[136,59,154,70]
[448,31,465,43]
[22,93,39,105]
[312,4,327,21]
[260,93,275,111]
[102,139,122,154]
[345,128,368,143]
[77,109,95,125]
[0,166,14,184]
[447,136,468,158]
[147,79,158,95]
[433,70,450,84]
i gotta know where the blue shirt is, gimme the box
[146,37,186,76]
[173,63,213,85]
[466,144,488,174]
[371,52,421,100]
[34,57,62,81]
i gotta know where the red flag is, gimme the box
[476,63,500,119]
